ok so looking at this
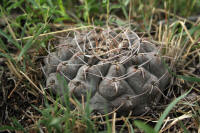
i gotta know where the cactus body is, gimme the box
[44,28,170,115]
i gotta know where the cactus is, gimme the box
[44,27,170,115]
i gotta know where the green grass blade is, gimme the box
[0,29,21,50]
[85,91,94,132]
[12,118,27,133]
[105,110,112,133]
[119,118,129,133]
[0,38,8,52]
[134,120,155,133]
[18,25,47,60]
[154,90,191,132]
[177,75,200,82]
[162,59,200,83]
[57,73,70,109]
[127,120,135,133]
[122,6,128,19]
[0,125,17,131]
[57,0,66,15]
[178,120,190,133]
[0,53,13,60]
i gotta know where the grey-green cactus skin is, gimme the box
[44,28,170,115]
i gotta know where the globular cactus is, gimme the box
[44,27,170,115]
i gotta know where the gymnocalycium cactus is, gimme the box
[44,27,170,115]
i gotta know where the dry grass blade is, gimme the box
[19,71,45,95]
[170,21,195,58]
[112,112,116,133]
[1,10,17,40]
[19,70,66,110]
[160,112,192,132]
[8,79,22,99]
[6,60,22,79]
[155,8,196,25]
[16,25,96,41]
